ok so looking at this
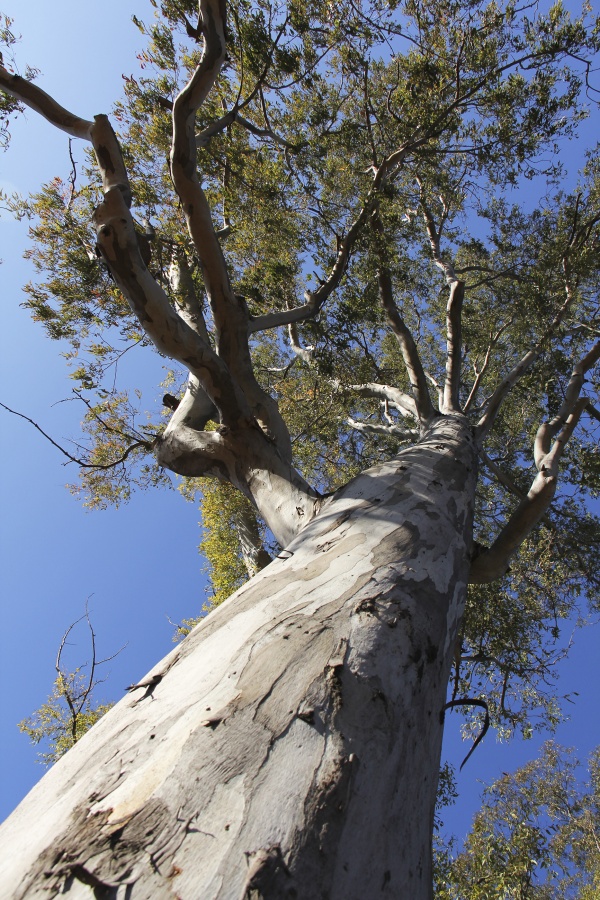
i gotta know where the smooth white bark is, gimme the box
[0,415,477,899]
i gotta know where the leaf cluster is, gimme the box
[436,741,600,898]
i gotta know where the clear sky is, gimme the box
[0,0,598,859]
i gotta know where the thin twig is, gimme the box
[1,402,153,468]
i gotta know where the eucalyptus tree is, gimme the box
[436,742,600,899]
[0,0,599,896]
[18,609,118,766]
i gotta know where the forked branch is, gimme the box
[346,382,417,420]
[370,210,434,424]
[476,284,578,439]
[418,187,464,413]
[0,54,249,430]
[463,319,514,414]
[54,603,124,748]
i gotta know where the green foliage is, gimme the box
[18,671,113,766]
[0,15,37,149]
[435,742,600,899]
[66,391,171,509]
[455,522,600,741]
[174,478,274,639]
[17,609,120,766]
[200,481,257,607]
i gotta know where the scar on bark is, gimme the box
[242,845,293,898]
[163,393,181,410]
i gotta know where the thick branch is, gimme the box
[94,187,248,427]
[166,376,219,433]
[418,189,464,413]
[443,279,465,413]
[165,253,220,429]
[0,58,248,430]
[249,297,319,334]
[234,505,272,576]
[288,322,314,364]
[170,0,241,345]
[347,417,417,440]
[157,423,320,547]
[470,432,570,585]
[476,285,578,439]
[0,65,92,139]
[168,249,211,342]
[378,269,435,424]
[471,341,600,582]
[367,207,434,423]
[1,31,310,533]
[346,382,417,420]
[169,4,293,456]
[89,115,132,205]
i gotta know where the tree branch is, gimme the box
[169,4,293,455]
[347,417,417,440]
[417,187,464,413]
[287,321,314,364]
[170,0,240,342]
[0,65,93,139]
[475,284,578,439]
[234,504,272,576]
[250,198,374,334]
[168,249,211,342]
[587,403,600,424]
[368,208,434,424]
[378,270,435,424]
[345,382,417,420]
[444,279,465,413]
[463,319,514,414]
[94,187,248,427]
[534,340,600,469]
[0,402,151,469]
[471,341,600,583]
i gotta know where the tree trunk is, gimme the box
[0,415,477,899]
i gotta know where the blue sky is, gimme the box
[0,0,598,857]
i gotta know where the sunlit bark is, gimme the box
[0,416,477,900]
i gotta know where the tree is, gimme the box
[18,607,119,766]
[0,0,599,896]
[435,741,600,899]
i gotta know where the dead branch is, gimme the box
[0,402,152,469]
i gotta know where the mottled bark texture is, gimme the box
[0,416,477,899]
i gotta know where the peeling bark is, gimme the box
[0,415,477,899]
